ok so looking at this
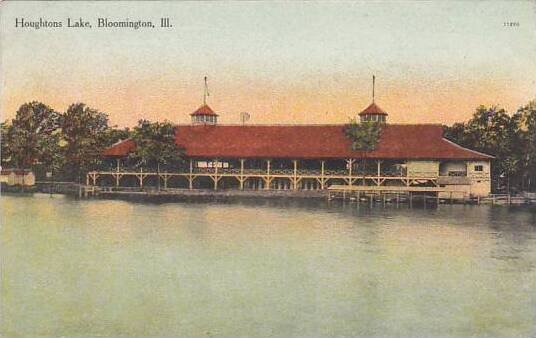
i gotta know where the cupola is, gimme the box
[191,104,218,125]
[358,102,388,123]
[358,75,388,123]
[191,76,218,125]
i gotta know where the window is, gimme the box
[474,165,483,172]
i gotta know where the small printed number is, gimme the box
[504,22,520,27]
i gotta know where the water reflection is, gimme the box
[1,194,535,337]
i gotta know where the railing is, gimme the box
[448,171,467,177]
[89,168,442,180]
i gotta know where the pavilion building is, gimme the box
[97,102,493,197]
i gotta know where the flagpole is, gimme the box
[372,75,375,103]
[203,76,208,105]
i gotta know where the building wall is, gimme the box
[438,185,471,199]
[406,161,439,177]
[0,172,36,186]
[439,161,467,176]
[467,160,491,196]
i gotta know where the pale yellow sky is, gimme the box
[1,1,535,126]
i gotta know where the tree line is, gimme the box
[0,101,180,182]
[443,100,536,193]
[1,99,535,192]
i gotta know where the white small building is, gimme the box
[0,169,36,186]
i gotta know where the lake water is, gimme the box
[1,194,536,337]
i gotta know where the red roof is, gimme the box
[190,104,218,116]
[102,139,136,157]
[1,169,33,175]
[103,124,492,160]
[359,102,388,116]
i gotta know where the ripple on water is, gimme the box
[1,194,536,337]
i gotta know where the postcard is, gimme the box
[1,1,535,337]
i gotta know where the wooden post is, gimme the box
[240,159,245,190]
[409,192,413,208]
[163,175,168,189]
[115,173,120,187]
[189,159,193,190]
[347,159,355,186]
[86,173,90,186]
[293,160,298,190]
[320,160,325,190]
[377,160,381,186]
[264,178,271,190]
[116,158,120,172]
[266,159,271,176]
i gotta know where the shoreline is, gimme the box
[2,183,535,207]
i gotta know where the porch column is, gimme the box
[377,160,382,186]
[293,160,298,190]
[115,173,120,187]
[139,168,144,189]
[116,158,120,172]
[240,159,245,190]
[189,159,193,190]
[265,159,271,190]
[214,159,219,190]
[86,173,90,186]
[347,159,355,186]
[320,160,325,190]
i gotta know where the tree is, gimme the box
[515,100,536,191]
[4,102,60,170]
[0,121,12,167]
[443,103,536,193]
[344,119,383,152]
[129,119,183,190]
[344,119,383,182]
[60,103,109,180]
[100,127,131,148]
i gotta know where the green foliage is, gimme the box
[59,103,109,178]
[100,127,131,148]
[129,119,183,171]
[444,101,536,192]
[1,121,11,167]
[344,119,383,152]
[2,101,61,169]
